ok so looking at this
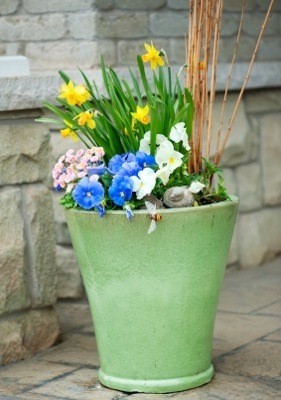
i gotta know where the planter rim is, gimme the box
[65,194,238,216]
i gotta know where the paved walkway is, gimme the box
[0,258,280,400]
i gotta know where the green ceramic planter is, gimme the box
[65,196,238,393]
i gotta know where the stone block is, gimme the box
[260,114,281,205]
[170,39,186,65]
[66,12,96,40]
[118,39,169,65]
[149,12,188,37]
[242,12,280,36]
[219,168,237,196]
[167,0,189,10]
[97,40,116,66]
[223,0,256,11]
[56,245,83,299]
[236,163,262,212]
[0,123,51,185]
[0,319,29,366]
[26,41,99,71]
[0,0,19,15]
[21,185,57,307]
[257,0,281,11]
[211,95,257,167]
[23,309,60,353]
[221,12,241,37]
[115,0,166,9]
[0,308,60,366]
[244,89,281,113]
[96,11,149,39]
[238,208,281,268]
[258,37,281,61]
[55,301,92,333]
[0,188,30,315]
[53,192,72,245]
[23,0,93,13]
[0,15,66,41]
[94,0,114,9]
[219,36,256,62]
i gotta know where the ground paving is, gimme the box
[0,258,280,400]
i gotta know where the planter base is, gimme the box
[98,364,214,393]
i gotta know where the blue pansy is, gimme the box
[117,161,141,178]
[124,204,134,221]
[136,151,156,168]
[95,204,106,217]
[73,177,104,210]
[108,175,133,206]
[88,162,106,176]
[108,153,136,174]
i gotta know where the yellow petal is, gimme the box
[87,119,96,129]
[144,43,152,53]
[143,104,149,114]
[60,128,70,138]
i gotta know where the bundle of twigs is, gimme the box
[186,0,275,174]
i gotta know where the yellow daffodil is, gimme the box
[141,42,165,70]
[59,81,90,106]
[76,111,96,129]
[131,105,150,125]
[60,120,79,142]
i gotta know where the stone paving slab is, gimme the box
[0,360,76,396]
[253,300,281,317]
[212,312,281,357]
[218,258,281,314]
[0,257,280,400]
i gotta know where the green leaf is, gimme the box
[35,117,64,126]
[58,70,71,84]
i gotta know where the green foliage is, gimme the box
[39,56,194,160]
[60,193,76,209]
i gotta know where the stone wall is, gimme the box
[0,108,60,365]
[0,0,280,72]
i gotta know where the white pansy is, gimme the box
[155,140,183,173]
[131,168,156,200]
[169,122,191,151]
[139,131,168,154]
[189,181,205,194]
[155,166,171,185]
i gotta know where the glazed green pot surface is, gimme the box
[65,196,238,393]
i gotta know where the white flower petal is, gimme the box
[189,181,205,194]
[131,176,141,192]
[134,168,156,199]
[155,166,171,185]
[169,126,181,143]
[139,138,150,154]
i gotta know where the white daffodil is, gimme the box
[131,168,156,200]
[169,122,191,151]
[189,181,205,193]
[139,131,168,154]
[155,166,171,185]
[155,140,183,173]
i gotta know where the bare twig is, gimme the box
[214,0,246,164]
[215,0,275,165]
